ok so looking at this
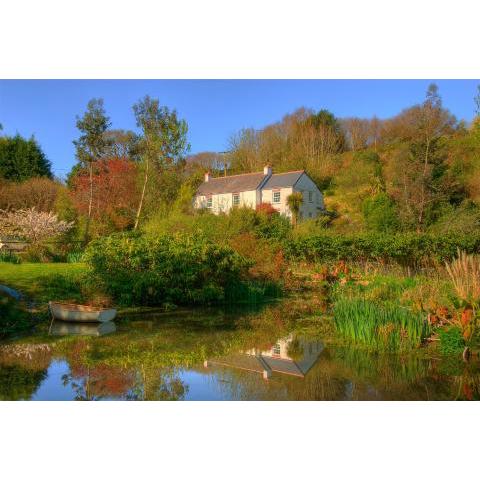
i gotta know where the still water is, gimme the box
[1,304,479,400]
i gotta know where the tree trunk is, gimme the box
[134,157,149,230]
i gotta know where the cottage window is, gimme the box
[232,193,240,206]
[308,191,313,203]
[273,191,281,203]
[272,343,281,356]
[206,196,212,208]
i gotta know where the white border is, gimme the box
[1,0,479,79]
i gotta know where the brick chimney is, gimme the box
[263,164,272,176]
[204,171,210,182]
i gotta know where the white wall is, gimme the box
[261,186,293,218]
[293,174,324,220]
[194,189,257,214]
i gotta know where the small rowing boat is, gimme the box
[48,302,117,323]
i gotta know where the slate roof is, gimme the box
[196,169,306,195]
[262,170,305,189]
[196,172,267,195]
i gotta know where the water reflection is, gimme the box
[1,304,480,400]
[205,334,323,379]
[49,321,116,336]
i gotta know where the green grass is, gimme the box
[0,263,87,303]
[333,298,431,351]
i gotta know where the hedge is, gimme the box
[285,232,480,266]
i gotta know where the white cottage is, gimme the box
[193,165,324,222]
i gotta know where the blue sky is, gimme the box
[1,80,478,178]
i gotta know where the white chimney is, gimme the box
[263,164,272,176]
[204,171,210,182]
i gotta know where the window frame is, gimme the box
[272,190,281,204]
[206,196,213,209]
[232,192,240,206]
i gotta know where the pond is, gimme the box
[1,300,479,400]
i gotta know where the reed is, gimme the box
[333,298,431,351]
[445,249,480,306]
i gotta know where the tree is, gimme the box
[102,129,141,161]
[132,96,189,229]
[0,208,73,244]
[0,134,52,181]
[0,177,61,212]
[70,158,140,234]
[73,99,111,243]
[383,84,457,230]
[362,193,399,232]
[474,84,480,117]
[341,117,371,151]
[287,192,303,226]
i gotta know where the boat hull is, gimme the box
[49,302,117,323]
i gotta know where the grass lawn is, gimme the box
[0,263,88,304]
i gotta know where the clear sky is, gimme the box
[1,80,478,178]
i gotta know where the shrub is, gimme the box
[66,251,85,263]
[438,326,465,355]
[84,232,253,306]
[0,249,21,264]
[362,193,399,233]
[144,207,292,245]
[229,233,287,282]
[287,232,480,267]
[21,244,55,263]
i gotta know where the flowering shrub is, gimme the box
[0,207,73,243]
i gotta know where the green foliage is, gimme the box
[66,250,85,263]
[286,192,303,224]
[0,365,47,400]
[0,250,21,264]
[73,98,111,165]
[0,293,32,338]
[0,134,52,181]
[438,326,465,355]
[144,207,291,245]
[333,298,431,351]
[362,193,399,233]
[428,201,480,235]
[287,231,480,266]
[84,232,254,306]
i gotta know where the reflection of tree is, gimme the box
[62,364,135,401]
[0,365,47,400]
[130,365,188,401]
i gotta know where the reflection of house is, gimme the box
[204,335,323,379]
[193,166,324,222]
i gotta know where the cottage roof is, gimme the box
[196,171,267,195]
[262,170,305,189]
[196,169,306,195]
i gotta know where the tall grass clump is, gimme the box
[333,298,431,351]
[445,249,480,307]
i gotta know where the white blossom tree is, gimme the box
[0,208,74,244]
